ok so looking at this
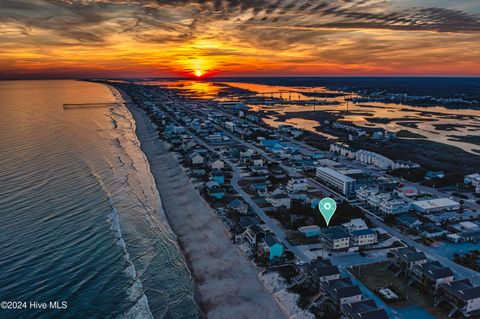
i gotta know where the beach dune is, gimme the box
[126,100,285,319]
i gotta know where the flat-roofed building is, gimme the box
[316,166,356,198]
[411,198,460,214]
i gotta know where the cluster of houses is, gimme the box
[160,123,231,200]
[120,83,480,319]
[356,181,480,242]
[465,173,480,194]
[235,217,285,263]
[298,219,378,252]
[304,258,389,318]
[330,143,420,171]
[389,247,480,318]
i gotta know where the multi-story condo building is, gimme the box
[316,166,356,198]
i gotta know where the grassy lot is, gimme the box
[349,262,449,319]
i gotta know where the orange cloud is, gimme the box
[1,0,479,79]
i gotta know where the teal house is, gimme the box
[206,181,225,200]
[298,225,321,238]
[210,172,225,185]
[263,234,284,261]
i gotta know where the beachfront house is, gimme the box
[206,181,225,200]
[322,278,362,308]
[436,279,480,318]
[340,299,389,319]
[227,199,249,214]
[238,224,264,246]
[210,170,225,185]
[189,152,204,165]
[389,247,427,275]
[411,261,454,292]
[305,258,340,285]
[258,234,284,262]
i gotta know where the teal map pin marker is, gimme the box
[319,198,337,227]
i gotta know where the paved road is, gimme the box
[157,97,480,284]
[156,103,310,262]
[230,167,310,262]
[365,212,480,285]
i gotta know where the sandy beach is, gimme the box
[123,95,285,319]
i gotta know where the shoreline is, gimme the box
[115,86,285,319]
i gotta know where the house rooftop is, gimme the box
[324,278,362,299]
[411,198,459,210]
[440,279,480,301]
[298,225,321,233]
[414,261,454,280]
[317,166,355,183]
[354,309,389,319]
[394,247,427,262]
[322,227,350,240]
[351,229,376,237]
[249,224,264,235]
[264,234,281,247]
[239,216,258,228]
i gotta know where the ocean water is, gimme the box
[0,80,199,319]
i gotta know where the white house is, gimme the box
[342,218,368,231]
[267,194,292,209]
[189,152,204,165]
[286,178,309,193]
[210,159,224,170]
[252,157,265,167]
[351,229,378,246]
[438,279,480,318]
[321,227,350,251]
[323,278,362,306]
[379,198,410,215]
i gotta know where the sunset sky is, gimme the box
[1,0,480,79]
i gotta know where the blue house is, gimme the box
[310,198,321,209]
[299,225,321,238]
[310,153,325,159]
[261,234,284,261]
[210,171,225,185]
[425,171,445,180]
[250,182,268,192]
[206,181,225,200]
[260,139,280,148]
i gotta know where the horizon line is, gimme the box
[2,74,480,81]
